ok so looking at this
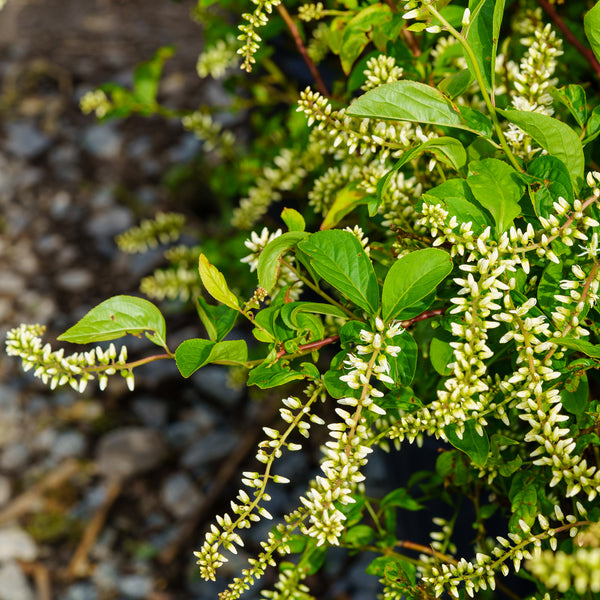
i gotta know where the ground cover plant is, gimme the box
[6,0,600,597]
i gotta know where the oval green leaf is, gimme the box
[175,338,248,378]
[198,254,240,311]
[257,232,309,293]
[382,248,452,322]
[58,295,168,349]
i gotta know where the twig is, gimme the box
[275,335,340,360]
[0,458,81,526]
[402,29,422,57]
[20,562,52,600]
[67,479,122,578]
[277,4,330,97]
[402,308,446,328]
[536,0,600,80]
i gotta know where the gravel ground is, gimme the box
[0,2,389,599]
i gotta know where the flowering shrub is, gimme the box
[7,0,600,598]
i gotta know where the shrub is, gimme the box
[6,0,600,598]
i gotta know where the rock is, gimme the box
[180,430,238,472]
[85,205,133,240]
[64,582,98,600]
[92,559,119,594]
[51,430,87,460]
[56,268,94,293]
[96,427,167,480]
[119,574,154,598]
[5,121,51,159]
[82,123,122,160]
[0,526,37,561]
[0,561,34,600]
[132,397,168,428]
[0,443,30,472]
[191,366,244,407]
[0,270,25,294]
[160,472,203,518]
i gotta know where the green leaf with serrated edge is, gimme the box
[554,337,600,358]
[321,183,368,230]
[421,178,493,235]
[508,478,537,533]
[381,488,423,511]
[175,339,247,378]
[467,158,523,233]
[526,156,574,220]
[550,85,588,128]
[386,331,418,387]
[198,254,239,311]
[281,302,347,330]
[497,108,584,190]
[347,80,482,134]
[59,295,168,349]
[298,230,379,315]
[247,361,305,389]
[430,334,454,376]
[444,419,489,467]
[382,248,452,322]
[196,297,237,342]
[584,1,600,64]
[561,373,589,415]
[537,261,563,318]
[281,208,305,232]
[257,232,309,293]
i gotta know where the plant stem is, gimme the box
[426,5,523,172]
[277,4,330,97]
[275,334,340,359]
[536,0,600,80]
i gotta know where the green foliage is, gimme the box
[7,1,600,599]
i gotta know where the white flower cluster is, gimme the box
[505,19,563,156]
[298,319,404,546]
[528,548,600,594]
[79,89,112,119]
[115,212,186,254]
[240,227,303,301]
[140,266,202,302]
[362,54,404,92]
[197,36,240,79]
[5,324,133,392]
[298,2,325,22]
[237,0,282,72]
[306,22,330,64]
[181,111,236,158]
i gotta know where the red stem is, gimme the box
[402,308,446,328]
[276,335,339,360]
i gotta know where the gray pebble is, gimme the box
[0,270,25,294]
[192,366,244,407]
[51,430,87,460]
[5,121,51,159]
[0,561,34,600]
[180,430,237,472]
[92,559,119,593]
[132,397,168,428]
[56,268,94,292]
[0,526,37,562]
[85,206,133,240]
[64,582,98,600]
[82,124,122,160]
[0,443,29,472]
[96,427,167,480]
[0,477,11,507]
[161,472,203,518]
[119,574,154,598]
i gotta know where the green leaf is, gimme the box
[133,46,175,106]
[347,80,483,134]
[297,230,379,315]
[526,155,574,220]
[584,104,600,145]
[381,488,423,511]
[59,295,168,349]
[280,302,347,329]
[550,85,588,128]
[467,158,523,233]
[382,248,452,322]
[342,525,375,546]
[421,178,493,234]
[509,475,537,533]
[430,333,454,376]
[437,70,474,99]
[497,108,584,190]
[584,1,600,65]
[321,183,368,230]
[561,373,589,415]
[198,254,240,311]
[366,556,417,584]
[175,339,248,378]
[554,337,600,358]
[537,261,563,318]
[257,232,309,293]
[281,208,305,232]
[387,331,418,386]
[196,297,238,343]
[464,0,501,91]
[247,361,305,389]
[444,419,489,467]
